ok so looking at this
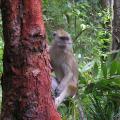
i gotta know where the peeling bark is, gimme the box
[1,0,61,120]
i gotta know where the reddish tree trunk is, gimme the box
[1,0,61,120]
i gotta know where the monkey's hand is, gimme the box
[55,83,65,97]
[55,88,61,97]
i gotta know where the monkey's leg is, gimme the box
[55,87,69,108]
[55,84,77,108]
[55,71,73,96]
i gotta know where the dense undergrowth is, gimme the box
[0,0,120,119]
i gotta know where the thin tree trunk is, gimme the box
[1,0,61,120]
[111,0,120,57]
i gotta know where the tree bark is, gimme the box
[1,0,61,120]
[111,0,120,57]
[100,0,109,8]
[100,0,112,8]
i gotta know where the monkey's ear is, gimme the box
[53,31,57,37]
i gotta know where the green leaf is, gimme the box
[93,62,99,77]
[101,62,107,79]
[110,60,117,76]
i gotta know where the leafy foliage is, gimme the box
[0,0,119,119]
[82,56,120,120]
[43,0,111,60]
[43,0,120,120]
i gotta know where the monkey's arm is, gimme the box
[56,63,73,95]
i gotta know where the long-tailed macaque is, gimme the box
[50,29,78,107]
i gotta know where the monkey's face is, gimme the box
[53,29,73,49]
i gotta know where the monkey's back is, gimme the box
[50,45,78,85]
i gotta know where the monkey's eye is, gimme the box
[59,36,69,41]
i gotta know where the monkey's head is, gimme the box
[53,29,73,49]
